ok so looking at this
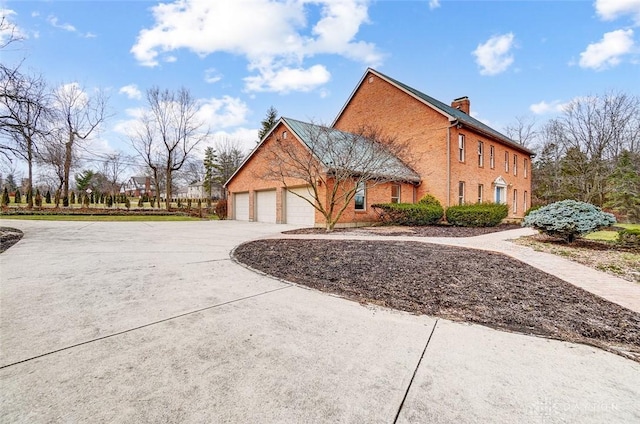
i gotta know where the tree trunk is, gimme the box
[165,168,172,211]
[27,138,33,209]
[63,132,74,207]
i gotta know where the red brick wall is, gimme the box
[333,71,532,218]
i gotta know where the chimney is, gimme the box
[451,96,470,114]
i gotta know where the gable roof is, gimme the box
[334,68,534,156]
[224,117,420,187]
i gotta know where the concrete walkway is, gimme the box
[1,220,639,423]
[277,227,640,314]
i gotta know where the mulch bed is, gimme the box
[0,227,24,253]
[233,239,640,362]
[283,224,522,237]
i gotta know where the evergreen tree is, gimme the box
[203,146,216,200]
[2,187,9,206]
[138,197,143,207]
[4,174,17,192]
[14,189,21,204]
[26,188,32,206]
[257,106,278,141]
[605,150,640,222]
[70,191,76,205]
[35,189,42,207]
[45,190,52,204]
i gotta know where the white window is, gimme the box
[478,184,483,203]
[355,181,366,210]
[504,151,509,173]
[495,186,506,204]
[513,155,518,176]
[458,181,465,205]
[391,184,401,204]
[489,145,495,169]
[478,141,484,167]
[458,134,465,162]
[513,189,518,213]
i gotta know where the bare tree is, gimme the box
[129,87,209,210]
[0,67,50,207]
[50,82,108,206]
[101,151,132,196]
[36,136,67,206]
[260,120,418,231]
[504,115,537,148]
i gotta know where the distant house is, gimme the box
[225,68,534,227]
[121,176,155,197]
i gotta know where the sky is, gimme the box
[1,0,639,176]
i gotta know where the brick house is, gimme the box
[225,68,534,227]
[121,176,155,197]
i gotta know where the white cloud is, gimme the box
[47,15,76,32]
[244,64,331,93]
[119,84,142,100]
[195,96,249,129]
[472,33,516,76]
[595,0,640,24]
[529,100,567,115]
[84,32,97,39]
[130,0,381,93]
[579,29,635,70]
[429,0,440,10]
[204,68,223,84]
[210,128,260,155]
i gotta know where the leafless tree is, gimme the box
[260,120,418,231]
[0,67,50,207]
[50,82,108,206]
[128,87,209,209]
[101,151,132,196]
[36,136,67,206]
[504,115,538,148]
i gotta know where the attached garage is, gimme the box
[285,187,316,226]
[234,192,249,221]
[255,190,277,223]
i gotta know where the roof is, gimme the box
[335,68,534,156]
[282,117,421,183]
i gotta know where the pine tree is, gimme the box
[2,187,9,206]
[605,150,640,222]
[45,190,52,204]
[35,189,42,207]
[203,146,216,200]
[26,188,32,205]
[14,189,21,204]
[70,191,76,205]
[257,106,278,141]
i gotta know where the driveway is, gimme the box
[1,220,639,423]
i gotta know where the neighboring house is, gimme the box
[121,176,155,197]
[225,68,534,227]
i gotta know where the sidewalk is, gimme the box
[277,227,640,314]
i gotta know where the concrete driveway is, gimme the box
[1,219,639,423]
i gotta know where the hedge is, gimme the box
[372,203,444,226]
[617,228,640,250]
[445,203,509,227]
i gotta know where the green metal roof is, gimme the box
[370,69,535,156]
[282,117,421,183]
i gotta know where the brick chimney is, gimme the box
[451,96,470,114]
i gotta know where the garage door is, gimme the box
[234,192,249,221]
[285,187,316,226]
[255,190,277,223]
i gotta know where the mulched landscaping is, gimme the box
[233,239,640,362]
[283,224,522,237]
[0,227,23,253]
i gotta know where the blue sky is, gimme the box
[2,0,639,169]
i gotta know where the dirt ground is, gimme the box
[284,224,522,237]
[0,227,23,253]
[234,239,640,362]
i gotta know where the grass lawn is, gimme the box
[585,223,640,241]
[0,215,205,222]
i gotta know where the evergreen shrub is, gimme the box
[215,199,227,219]
[523,200,616,243]
[617,228,640,250]
[14,189,21,204]
[445,203,508,227]
[372,203,444,226]
[2,187,9,206]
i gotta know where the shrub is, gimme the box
[138,197,143,208]
[524,205,542,216]
[26,188,32,204]
[2,187,9,206]
[617,228,640,250]
[14,189,21,204]
[45,190,51,204]
[417,194,442,208]
[215,198,228,219]
[70,192,76,205]
[372,203,444,226]
[446,203,508,227]
[35,189,42,207]
[124,197,131,209]
[523,200,616,243]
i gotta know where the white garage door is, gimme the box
[234,192,249,221]
[255,190,277,223]
[285,187,316,226]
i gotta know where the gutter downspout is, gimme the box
[446,120,459,209]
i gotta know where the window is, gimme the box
[478,141,484,167]
[282,131,288,139]
[354,181,365,210]
[477,184,484,203]
[513,154,518,176]
[524,191,528,212]
[489,145,495,169]
[524,159,529,178]
[458,134,465,162]
[504,151,509,173]
[458,181,465,205]
[513,189,518,213]
[391,184,401,203]
[495,186,506,204]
